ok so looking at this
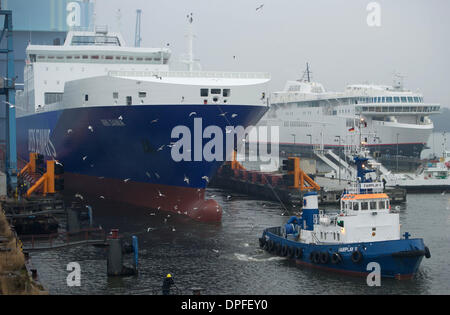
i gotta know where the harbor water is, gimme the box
[28,188,450,295]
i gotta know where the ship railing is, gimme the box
[108,70,270,79]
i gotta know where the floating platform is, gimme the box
[210,166,406,205]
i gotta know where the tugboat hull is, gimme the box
[261,227,428,280]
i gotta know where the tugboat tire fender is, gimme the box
[424,246,431,259]
[351,250,363,263]
[294,247,303,259]
[310,251,320,264]
[281,245,288,257]
[319,252,330,264]
[287,246,295,258]
[267,240,274,252]
[331,252,342,264]
[275,242,282,255]
[259,237,266,249]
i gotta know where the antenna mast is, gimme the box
[185,13,195,71]
[134,9,142,47]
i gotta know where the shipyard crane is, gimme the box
[0,9,17,196]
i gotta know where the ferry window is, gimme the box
[37,55,45,60]
[91,55,99,59]
[200,89,209,97]
[413,97,419,102]
[386,200,390,209]
[129,57,134,61]
[353,202,359,210]
[71,35,120,46]
[369,201,377,210]
[407,97,413,102]
[105,56,113,60]
[113,92,119,99]
[56,56,64,60]
[66,56,72,59]
[386,97,392,102]
[122,56,127,60]
[29,54,36,62]
[361,202,368,210]
[337,233,340,241]
[126,96,132,105]
[401,97,407,102]
[379,201,386,209]
[44,92,63,105]
[84,94,89,102]
[211,89,221,95]
[48,56,55,59]
[382,97,385,102]
[394,97,400,103]
[145,57,153,61]
[223,89,231,97]
[137,57,143,61]
[74,56,80,59]
[138,92,147,98]
[82,55,88,59]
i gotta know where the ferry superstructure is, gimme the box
[15,26,270,222]
[259,73,440,160]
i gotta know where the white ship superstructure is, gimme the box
[259,74,440,160]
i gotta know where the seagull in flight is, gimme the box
[184,174,190,184]
[219,112,227,117]
[67,129,73,134]
[231,113,238,118]
[118,115,123,120]
[124,178,131,183]
[157,145,165,151]
[75,193,84,200]
[256,4,264,11]
[150,119,159,124]
[201,176,210,183]
[88,125,94,132]
[157,190,165,197]
[189,112,197,117]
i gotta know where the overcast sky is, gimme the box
[94,0,449,107]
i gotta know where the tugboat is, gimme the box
[259,151,431,280]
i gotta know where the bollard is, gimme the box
[67,208,80,232]
[107,229,123,276]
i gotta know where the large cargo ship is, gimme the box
[14,26,270,222]
[258,65,441,163]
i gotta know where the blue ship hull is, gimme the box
[261,227,428,279]
[16,104,268,222]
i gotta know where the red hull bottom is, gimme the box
[295,260,414,280]
[64,173,222,223]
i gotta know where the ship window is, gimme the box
[122,56,127,60]
[56,56,64,59]
[138,92,147,98]
[394,97,400,103]
[126,96,132,105]
[352,202,359,210]
[84,94,89,102]
[66,56,72,59]
[379,201,386,209]
[82,55,89,59]
[44,92,63,105]
[361,202,368,210]
[91,55,99,59]
[129,57,134,61]
[382,97,386,102]
[37,55,45,59]
[137,57,143,61]
[407,97,413,102]
[211,89,221,95]
[386,97,392,102]
[200,89,209,97]
[369,201,377,210]
[401,97,407,102]
[113,92,119,99]
[48,56,55,59]
[223,89,231,97]
[105,56,113,60]
[74,56,80,59]
[145,57,153,61]
[337,233,340,241]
